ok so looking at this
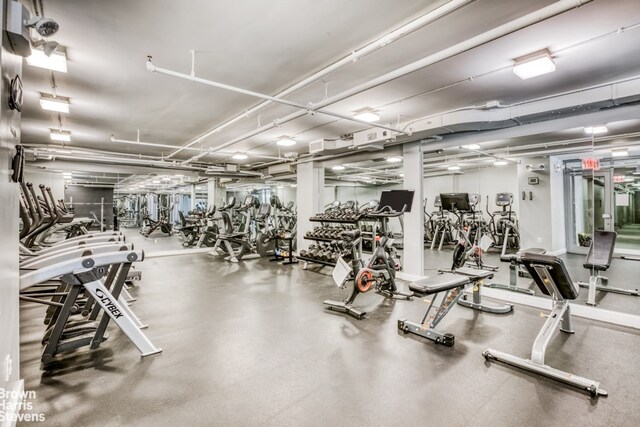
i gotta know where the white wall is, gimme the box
[423,165,519,214]
[549,156,567,253]
[24,170,65,200]
[517,157,553,250]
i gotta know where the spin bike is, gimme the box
[323,197,413,319]
[441,193,496,271]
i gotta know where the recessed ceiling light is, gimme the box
[291,184,297,188]
[26,48,67,73]
[152,180,160,184]
[386,157,402,163]
[353,109,380,123]
[232,153,248,160]
[50,130,71,142]
[584,125,608,135]
[162,177,171,181]
[513,50,555,80]
[611,149,628,157]
[62,172,72,177]
[175,174,184,177]
[462,144,481,150]
[399,173,404,177]
[447,165,460,171]
[277,136,296,146]
[494,160,508,166]
[332,165,345,171]
[40,95,69,113]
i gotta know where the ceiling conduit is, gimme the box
[166,0,592,165]
[163,0,474,159]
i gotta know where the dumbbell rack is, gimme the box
[299,217,361,269]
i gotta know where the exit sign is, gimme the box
[613,175,625,183]
[582,158,600,170]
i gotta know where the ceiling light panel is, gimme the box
[50,130,71,142]
[353,109,380,123]
[584,125,608,135]
[513,50,555,80]
[26,48,67,73]
[277,137,296,146]
[40,95,69,113]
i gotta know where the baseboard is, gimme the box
[1,379,24,427]
[481,287,640,330]
[145,248,212,258]
[549,248,567,256]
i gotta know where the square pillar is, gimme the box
[296,161,324,251]
[207,179,219,208]
[402,142,424,278]
[191,184,197,210]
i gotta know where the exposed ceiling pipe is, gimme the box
[163,0,473,159]
[176,0,592,165]
[146,56,411,137]
[110,136,287,161]
[459,146,519,164]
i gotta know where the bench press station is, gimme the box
[483,252,607,398]
[398,267,512,347]
[576,230,639,306]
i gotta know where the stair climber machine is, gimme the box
[486,193,520,256]
[323,190,415,319]
[210,195,261,262]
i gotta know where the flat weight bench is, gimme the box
[486,247,546,295]
[483,252,607,398]
[398,267,510,347]
[577,230,639,305]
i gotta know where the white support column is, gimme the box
[190,184,196,210]
[296,161,324,251]
[207,179,218,208]
[401,142,424,279]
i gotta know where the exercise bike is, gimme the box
[323,192,414,319]
[441,193,496,271]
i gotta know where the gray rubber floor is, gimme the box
[18,242,640,426]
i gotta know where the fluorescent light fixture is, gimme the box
[62,172,72,177]
[50,130,71,142]
[291,184,297,188]
[584,125,608,135]
[152,180,160,184]
[447,165,460,171]
[513,50,555,80]
[494,160,508,166]
[399,173,404,177]
[26,48,67,73]
[162,177,171,181]
[611,149,628,157]
[277,185,283,189]
[386,156,402,163]
[462,144,481,150]
[175,174,184,177]
[332,165,345,171]
[232,153,248,160]
[277,136,296,146]
[353,109,380,123]
[40,95,69,113]
[624,177,634,182]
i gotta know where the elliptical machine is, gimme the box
[486,193,519,256]
[323,190,414,319]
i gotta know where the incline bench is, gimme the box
[577,230,639,306]
[398,267,511,347]
[483,252,607,398]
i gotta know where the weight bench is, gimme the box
[483,252,607,398]
[577,230,639,305]
[398,267,510,347]
[486,247,546,295]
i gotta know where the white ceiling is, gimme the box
[19,0,640,177]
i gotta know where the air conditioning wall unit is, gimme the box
[268,163,296,175]
[353,128,396,148]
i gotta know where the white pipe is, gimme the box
[162,0,473,159]
[111,137,286,161]
[177,0,592,165]
[147,59,411,136]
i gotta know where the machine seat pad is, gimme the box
[501,247,546,263]
[219,232,245,239]
[410,273,470,295]
[451,267,495,280]
[583,230,616,271]
[520,253,579,300]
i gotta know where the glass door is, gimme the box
[566,169,613,254]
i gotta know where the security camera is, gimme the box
[25,16,59,37]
